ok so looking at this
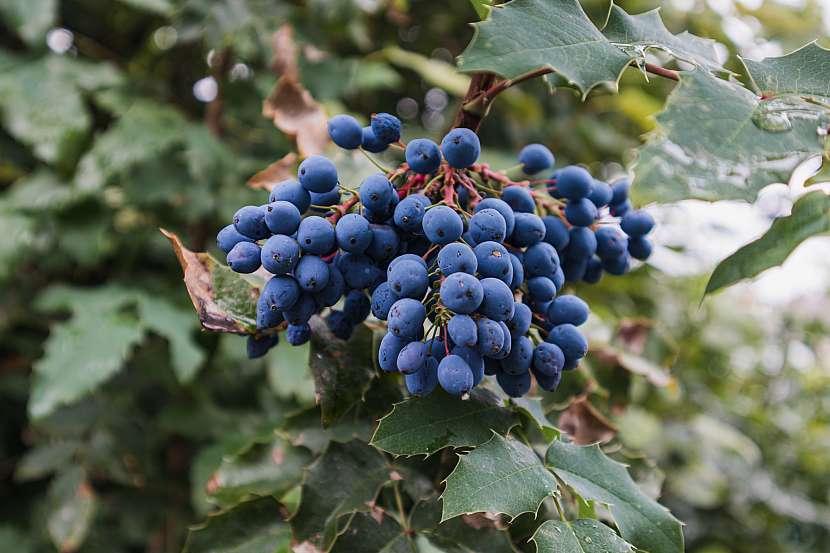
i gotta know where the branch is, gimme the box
[206,48,232,137]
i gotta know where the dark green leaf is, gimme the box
[634,67,828,202]
[329,513,411,553]
[442,433,557,521]
[371,388,519,456]
[706,191,830,295]
[509,397,560,442]
[183,497,291,553]
[14,441,80,482]
[546,441,683,553]
[468,0,492,21]
[290,440,392,550]
[308,317,376,427]
[267,339,315,403]
[742,42,830,96]
[282,406,372,456]
[531,519,634,553]
[459,0,631,96]
[135,295,206,383]
[0,0,56,45]
[46,466,96,552]
[411,497,518,553]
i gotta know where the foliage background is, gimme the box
[1,0,830,552]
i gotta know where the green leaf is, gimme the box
[441,433,557,521]
[634,67,828,202]
[706,191,830,295]
[308,318,376,427]
[0,207,35,282]
[531,519,634,553]
[509,397,560,442]
[0,526,33,553]
[117,0,174,16]
[371,388,519,456]
[411,497,518,553]
[602,5,724,72]
[282,406,372,456]
[14,441,80,482]
[183,497,291,553]
[163,230,260,334]
[468,0,492,20]
[381,47,470,97]
[135,295,206,383]
[267,339,315,403]
[290,440,392,551]
[546,441,683,553]
[329,513,411,553]
[0,0,56,45]
[459,0,632,96]
[207,437,312,507]
[46,466,96,552]
[741,41,830,96]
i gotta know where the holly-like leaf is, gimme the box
[290,440,392,551]
[308,317,376,427]
[162,229,261,335]
[546,441,683,553]
[706,191,830,295]
[135,294,206,383]
[458,0,632,96]
[267,339,315,403]
[183,497,291,553]
[329,513,411,553]
[207,437,312,508]
[411,497,517,553]
[634,67,828,203]
[46,467,96,552]
[14,441,80,482]
[0,0,56,45]
[531,519,634,553]
[602,5,724,72]
[371,388,519,456]
[741,41,830,97]
[509,397,560,441]
[441,433,557,521]
[282,406,372,456]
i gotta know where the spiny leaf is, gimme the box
[546,441,683,553]
[290,440,392,551]
[741,41,830,96]
[706,191,830,295]
[183,497,290,553]
[634,67,828,202]
[329,513,411,553]
[602,5,724,72]
[441,433,557,521]
[46,466,96,552]
[411,496,517,553]
[371,388,519,456]
[458,0,632,96]
[162,229,261,335]
[531,519,634,553]
[509,397,560,441]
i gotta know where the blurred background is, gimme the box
[1,0,830,552]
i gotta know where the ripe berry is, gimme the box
[370,112,401,144]
[556,166,593,200]
[328,114,363,149]
[298,155,338,193]
[405,138,442,174]
[422,206,463,245]
[437,355,474,396]
[227,241,262,273]
[217,224,253,254]
[518,144,555,174]
[441,128,480,169]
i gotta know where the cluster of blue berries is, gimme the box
[216,111,654,399]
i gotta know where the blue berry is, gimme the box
[344,289,371,324]
[610,199,631,217]
[405,358,438,395]
[437,355,474,396]
[337,253,382,289]
[260,235,300,275]
[270,180,311,213]
[284,293,318,325]
[628,236,653,260]
[256,296,282,330]
[361,126,387,153]
[387,258,428,299]
[546,323,588,366]
[564,198,598,227]
[247,334,279,359]
[422,206,463,245]
[370,282,397,320]
[497,370,531,397]
[563,254,588,282]
[448,314,478,348]
[506,302,532,337]
[264,200,302,235]
[217,224,254,254]
[261,275,300,311]
[527,276,556,302]
[470,208,507,243]
[451,345,485,385]
[556,166,593,200]
[595,226,627,259]
[475,198,515,237]
[583,256,604,284]
[297,216,335,255]
[227,242,262,273]
[519,144,555,174]
[620,210,655,237]
[532,343,564,377]
[298,155,338,193]
[493,321,513,360]
[552,266,565,291]
[405,138,442,174]
[314,265,345,307]
[335,213,372,253]
[567,227,598,258]
[478,277,515,321]
[233,205,270,240]
[532,362,563,391]
[394,195,430,233]
[366,224,400,263]
[286,323,311,345]
[389,252,427,271]
[501,335,532,375]
[440,272,484,314]
[509,253,524,290]
[475,241,512,281]
[326,309,355,340]
[370,113,401,144]
[379,332,409,371]
[310,188,341,209]
[438,243,477,275]
[587,180,613,207]
[510,213,546,247]
[359,173,395,212]
[501,185,535,213]
[387,298,426,339]
[441,128,480,169]
[547,295,589,326]
[523,242,559,277]
[475,317,504,357]
[397,341,427,375]
[610,178,630,206]
[328,114,363,149]
[602,253,629,275]
[542,216,570,251]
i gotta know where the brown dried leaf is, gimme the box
[558,397,617,445]
[161,229,261,335]
[617,319,653,354]
[264,78,329,157]
[248,152,298,191]
[594,345,674,389]
[271,25,298,78]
